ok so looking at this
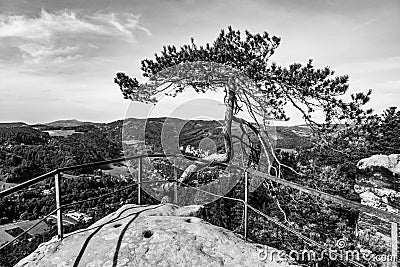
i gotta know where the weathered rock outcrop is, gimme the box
[355,154,400,248]
[357,154,400,176]
[16,204,296,267]
[356,154,400,213]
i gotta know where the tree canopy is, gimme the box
[114,26,372,184]
[115,26,371,128]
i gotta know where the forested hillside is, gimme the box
[0,124,121,183]
[0,118,312,184]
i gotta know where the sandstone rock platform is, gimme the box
[16,204,296,267]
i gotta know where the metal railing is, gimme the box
[0,153,399,267]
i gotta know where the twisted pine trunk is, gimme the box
[178,88,235,184]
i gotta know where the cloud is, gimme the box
[19,44,78,63]
[352,18,377,31]
[88,12,152,37]
[0,9,100,40]
[0,9,150,64]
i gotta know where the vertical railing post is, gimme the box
[391,222,398,266]
[244,170,249,241]
[138,157,143,205]
[54,171,63,240]
[173,158,178,204]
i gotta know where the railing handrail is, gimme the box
[0,153,169,198]
[1,152,400,222]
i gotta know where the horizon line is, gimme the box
[0,117,309,127]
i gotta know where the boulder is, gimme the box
[15,204,297,267]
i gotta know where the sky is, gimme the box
[0,0,399,125]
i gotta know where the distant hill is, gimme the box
[43,119,87,128]
[0,117,314,185]
[1,118,314,150]
[84,117,313,150]
[121,117,313,151]
[275,125,313,149]
[0,122,28,128]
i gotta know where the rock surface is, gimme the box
[16,204,296,267]
[356,154,400,213]
[357,154,400,175]
[355,154,400,249]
